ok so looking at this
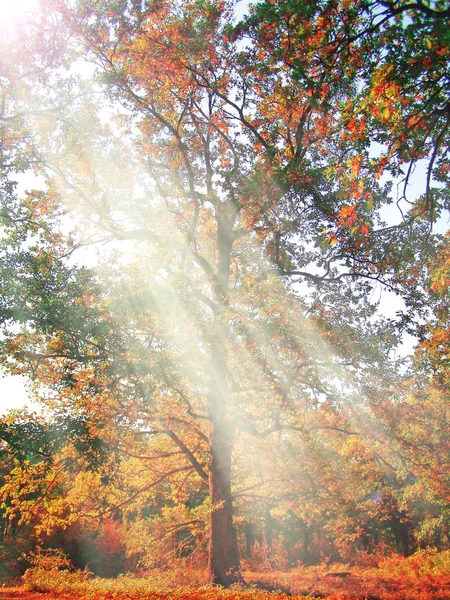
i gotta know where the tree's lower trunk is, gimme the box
[264,506,274,557]
[301,525,313,566]
[244,522,256,558]
[392,516,411,556]
[207,417,241,586]
[207,212,241,586]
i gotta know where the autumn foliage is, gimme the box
[0,0,449,595]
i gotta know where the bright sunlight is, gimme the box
[0,0,39,25]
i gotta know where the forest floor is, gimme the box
[2,552,450,600]
[2,574,450,600]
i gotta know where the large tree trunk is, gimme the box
[207,416,241,585]
[207,209,241,586]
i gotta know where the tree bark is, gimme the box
[207,416,241,585]
[392,515,411,556]
[206,208,241,586]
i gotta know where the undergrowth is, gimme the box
[21,548,450,599]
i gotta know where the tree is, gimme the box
[385,274,450,549]
[0,0,448,586]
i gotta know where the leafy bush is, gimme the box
[23,548,92,593]
[374,548,450,578]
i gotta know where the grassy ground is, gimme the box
[2,550,450,600]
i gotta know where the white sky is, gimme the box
[0,0,39,22]
[0,373,35,415]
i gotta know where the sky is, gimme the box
[0,375,33,414]
[0,0,38,24]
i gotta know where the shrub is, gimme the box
[23,548,92,593]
